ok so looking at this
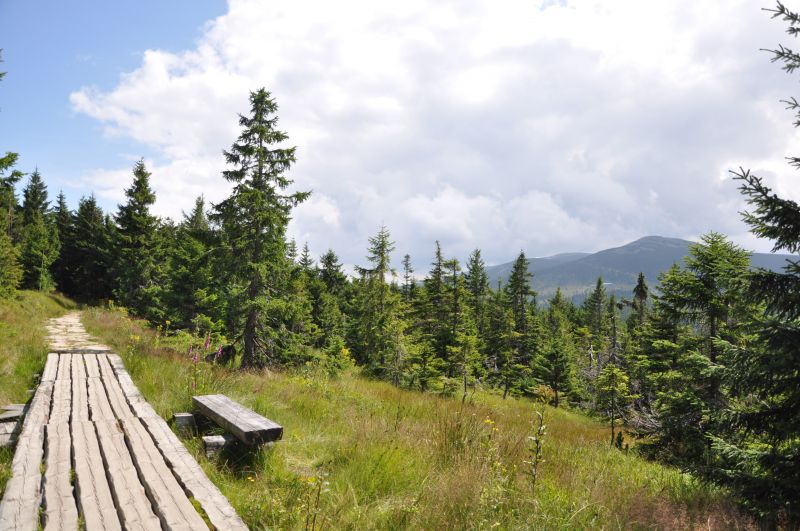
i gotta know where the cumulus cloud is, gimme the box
[70,0,800,269]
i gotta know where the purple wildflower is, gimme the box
[203,331,211,351]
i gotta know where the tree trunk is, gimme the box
[241,278,261,368]
[610,393,616,447]
[462,364,468,404]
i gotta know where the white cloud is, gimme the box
[70,0,800,269]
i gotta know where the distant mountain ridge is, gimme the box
[486,236,796,301]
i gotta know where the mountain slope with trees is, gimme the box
[487,235,796,300]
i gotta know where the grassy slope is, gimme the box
[82,307,751,530]
[0,291,76,493]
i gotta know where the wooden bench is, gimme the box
[192,394,283,452]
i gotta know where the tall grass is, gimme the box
[0,290,76,495]
[82,306,752,530]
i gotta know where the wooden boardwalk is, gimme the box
[0,313,248,531]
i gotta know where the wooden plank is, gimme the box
[0,410,24,423]
[0,380,54,531]
[49,379,71,426]
[72,421,121,531]
[193,394,283,444]
[105,356,156,420]
[55,354,71,381]
[71,359,89,423]
[42,423,78,530]
[119,417,208,530]
[87,378,114,421]
[83,356,100,379]
[71,356,85,380]
[105,355,246,531]
[41,353,59,382]
[96,356,134,420]
[140,417,248,531]
[94,420,160,530]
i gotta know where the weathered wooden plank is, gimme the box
[86,377,114,421]
[83,355,100,379]
[42,423,78,530]
[94,420,160,530]
[107,360,246,530]
[140,417,248,531]
[105,356,156,419]
[71,359,89,423]
[70,355,85,380]
[96,355,134,420]
[107,357,247,530]
[193,394,283,444]
[55,354,71,381]
[41,353,59,382]
[72,421,121,531]
[49,379,71,426]
[0,380,54,531]
[120,417,208,530]
[0,410,24,423]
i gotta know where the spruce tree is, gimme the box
[643,233,752,468]
[350,226,405,375]
[51,191,73,293]
[502,251,536,397]
[401,253,415,302]
[298,242,314,272]
[70,195,114,301]
[0,152,22,295]
[19,172,59,291]
[632,272,649,326]
[213,89,309,368]
[464,248,490,336]
[114,160,162,317]
[536,289,576,407]
[0,227,21,297]
[20,169,49,227]
[596,365,634,447]
[484,286,516,395]
[582,277,608,348]
[713,4,800,522]
[423,241,448,360]
[319,249,347,295]
[165,197,223,331]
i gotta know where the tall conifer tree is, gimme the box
[19,171,59,291]
[114,160,162,317]
[213,89,309,368]
[715,4,800,522]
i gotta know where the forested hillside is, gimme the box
[486,235,796,301]
[1,3,800,527]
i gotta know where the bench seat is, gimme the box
[192,394,283,445]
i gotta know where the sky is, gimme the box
[2,0,800,270]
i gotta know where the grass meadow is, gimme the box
[0,291,75,493]
[77,304,751,530]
